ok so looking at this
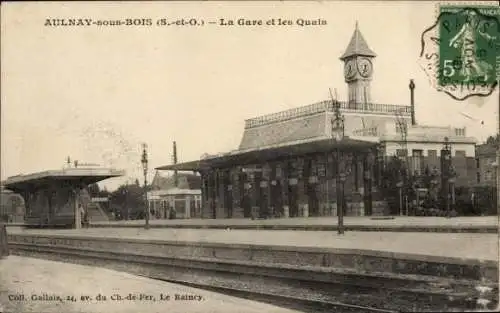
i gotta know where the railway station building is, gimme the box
[157,24,477,219]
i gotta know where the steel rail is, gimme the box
[139,274,398,313]
[10,242,398,313]
[9,241,491,312]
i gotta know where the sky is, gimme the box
[1,1,499,191]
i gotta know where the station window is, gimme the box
[455,150,466,158]
[455,128,465,136]
[275,165,282,178]
[317,163,326,177]
[412,149,423,157]
[287,161,296,178]
[262,166,271,180]
[296,159,304,177]
[412,150,424,175]
[396,149,408,157]
[428,150,437,158]
[310,160,318,176]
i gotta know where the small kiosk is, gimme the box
[148,188,202,219]
[3,168,124,228]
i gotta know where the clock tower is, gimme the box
[340,22,376,109]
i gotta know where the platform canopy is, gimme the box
[3,168,125,192]
[156,137,377,172]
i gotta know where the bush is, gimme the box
[450,185,497,216]
[473,185,497,215]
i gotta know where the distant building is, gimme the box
[150,171,201,190]
[476,143,497,186]
[147,171,202,219]
[362,123,477,187]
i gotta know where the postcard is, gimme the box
[1,1,499,312]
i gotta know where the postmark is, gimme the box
[419,4,499,100]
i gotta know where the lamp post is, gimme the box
[442,137,452,217]
[493,161,499,216]
[394,156,406,216]
[396,180,404,216]
[448,166,457,218]
[364,151,375,216]
[430,167,440,212]
[121,188,129,220]
[141,143,150,230]
[330,89,346,235]
[497,152,500,217]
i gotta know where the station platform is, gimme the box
[86,216,499,233]
[6,226,499,262]
[0,255,298,313]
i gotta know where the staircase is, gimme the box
[86,202,109,222]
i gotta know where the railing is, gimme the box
[244,100,412,129]
[244,101,327,129]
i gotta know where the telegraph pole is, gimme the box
[173,141,178,188]
[329,88,345,235]
[141,143,150,229]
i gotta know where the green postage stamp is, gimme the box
[420,4,499,100]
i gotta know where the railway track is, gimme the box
[137,274,398,313]
[9,242,491,312]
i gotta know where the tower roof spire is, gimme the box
[340,22,376,60]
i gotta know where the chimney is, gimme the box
[409,79,416,126]
[172,141,178,188]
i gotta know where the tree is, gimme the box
[109,183,146,220]
[485,134,499,145]
[380,156,409,215]
[380,157,439,215]
[98,189,110,198]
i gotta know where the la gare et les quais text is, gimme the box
[219,18,327,26]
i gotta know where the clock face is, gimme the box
[344,60,356,80]
[357,57,373,78]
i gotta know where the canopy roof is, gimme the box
[156,137,377,172]
[3,168,124,192]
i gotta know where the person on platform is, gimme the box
[83,209,89,228]
[0,222,9,258]
[79,205,85,228]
